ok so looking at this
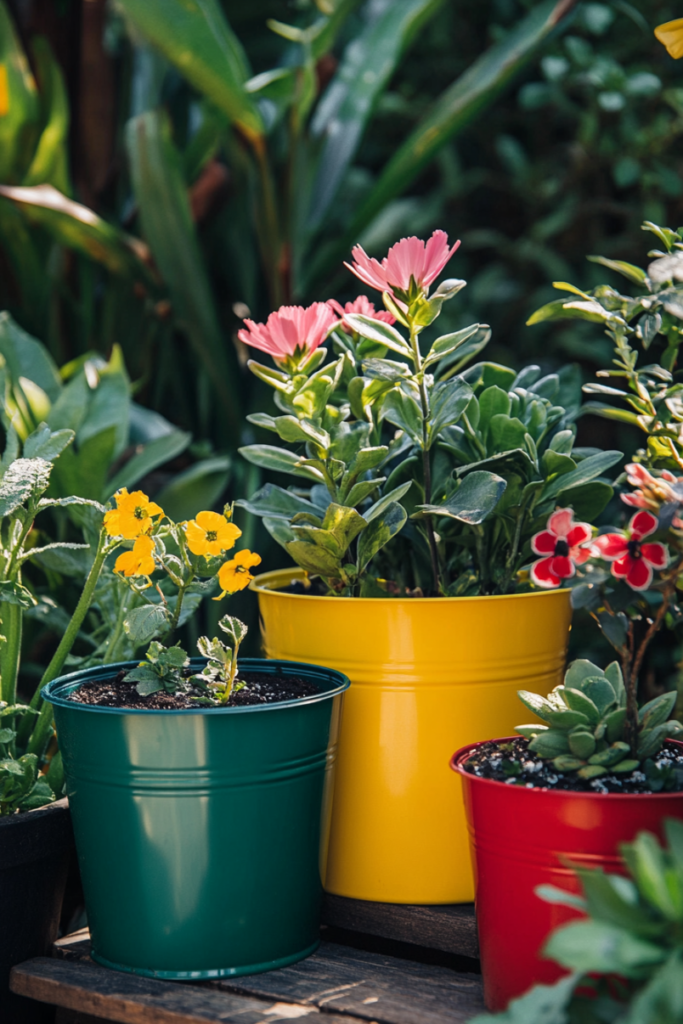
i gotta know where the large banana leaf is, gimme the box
[308,0,577,287]
[116,0,264,143]
[306,0,445,233]
[126,110,242,438]
[0,184,155,280]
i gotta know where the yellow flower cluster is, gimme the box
[105,489,261,594]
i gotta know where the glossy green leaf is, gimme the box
[428,378,473,437]
[23,426,74,463]
[116,0,263,141]
[544,919,665,977]
[381,390,424,445]
[236,483,320,521]
[587,255,648,285]
[357,501,407,571]
[416,470,506,524]
[126,110,241,433]
[0,312,62,402]
[343,314,412,356]
[542,450,622,499]
[239,444,325,482]
[307,0,444,230]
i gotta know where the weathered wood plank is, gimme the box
[10,958,363,1024]
[321,895,478,959]
[220,942,484,1024]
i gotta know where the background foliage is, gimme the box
[2,0,683,682]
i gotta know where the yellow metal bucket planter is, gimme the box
[252,568,572,904]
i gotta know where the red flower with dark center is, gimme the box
[592,510,668,591]
[530,508,592,589]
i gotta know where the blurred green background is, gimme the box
[1,0,683,678]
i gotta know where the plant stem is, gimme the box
[0,601,21,705]
[102,583,130,665]
[21,531,111,758]
[409,321,440,594]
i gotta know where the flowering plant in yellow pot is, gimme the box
[238,232,622,597]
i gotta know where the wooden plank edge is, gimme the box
[10,958,371,1024]
[321,895,479,959]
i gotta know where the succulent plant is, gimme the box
[516,659,683,787]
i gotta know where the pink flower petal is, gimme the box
[345,231,460,297]
[238,304,338,359]
[629,509,658,540]
[566,522,592,548]
[530,556,561,588]
[625,463,654,487]
[550,555,575,580]
[641,542,668,569]
[422,230,461,286]
[531,530,557,555]
[626,557,653,591]
[547,508,574,538]
[622,493,648,507]
[593,533,629,560]
[611,553,632,579]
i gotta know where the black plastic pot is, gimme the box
[0,797,74,1024]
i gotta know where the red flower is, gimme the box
[592,510,668,591]
[530,509,592,589]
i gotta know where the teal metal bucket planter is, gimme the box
[43,658,349,979]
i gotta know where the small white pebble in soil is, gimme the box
[546,774,558,784]
[526,782,535,788]
[590,781,608,793]
[631,771,646,782]
[505,777,517,785]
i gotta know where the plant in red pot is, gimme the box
[451,494,683,1011]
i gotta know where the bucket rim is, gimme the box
[43,656,350,716]
[250,567,571,604]
[450,736,683,800]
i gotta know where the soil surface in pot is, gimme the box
[464,737,683,794]
[66,670,320,710]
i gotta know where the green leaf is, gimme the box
[416,470,506,525]
[116,0,263,140]
[124,605,168,647]
[306,0,444,230]
[237,483,320,521]
[517,690,555,722]
[23,37,70,194]
[126,110,241,434]
[424,324,484,369]
[381,390,424,445]
[479,385,511,424]
[428,378,473,437]
[583,677,617,716]
[586,255,648,286]
[364,482,413,523]
[239,444,325,482]
[52,427,117,502]
[542,450,622,499]
[467,973,577,1024]
[0,313,61,402]
[563,688,601,726]
[154,456,231,522]
[529,730,570,757]
[0,580,36,609]
[488,414,527,454]
[29,543,91,577]
[285,539,344,578]
[639,692,677,730]
[0,184,152,280]
[272,415,331,450]
[544,919,665,977]
[343,314,412,356]
[556,481,613,522]
[0,4,40,183]
[24,426,74,462]
[328,0,576,269]
[106,430,192,498]
[357,501,407,572]
[0,457,51,514]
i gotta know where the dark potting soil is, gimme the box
[66,670,320,710]
[464,736,683,795]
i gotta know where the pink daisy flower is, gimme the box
[237,303,339,361]
[592,510,669,591]
[327,296,395,333]
[345,230,460,299]
[530,509,592,589]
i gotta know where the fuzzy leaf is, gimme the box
[0,457,52,515]
[124,605,168,647]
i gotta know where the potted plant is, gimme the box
[469,819,683,1023]
[43,494,349,978]
[0,421,133,1022]
[236,230,621,903]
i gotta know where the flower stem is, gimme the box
[409,321,440,594]
[0,601,22,706]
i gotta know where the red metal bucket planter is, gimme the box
[450,738,683,1012]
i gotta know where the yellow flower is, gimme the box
[104,489,164,539]
[215,550,262,598]
[184,511,241,557]
[655,19,683,59]
[114,535,156,578]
